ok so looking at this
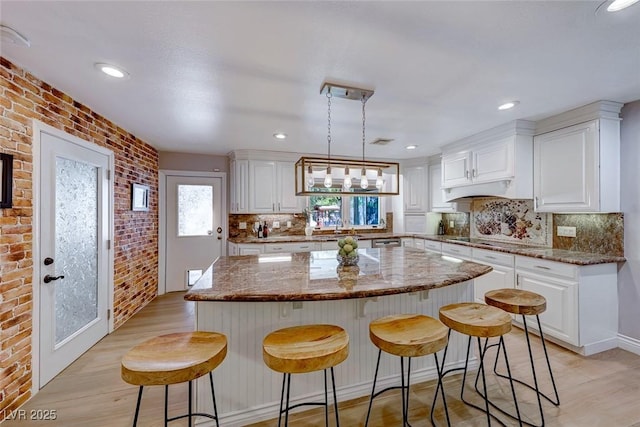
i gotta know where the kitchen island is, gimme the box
[185,247,491,426]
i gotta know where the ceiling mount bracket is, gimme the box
[320,81,374,102]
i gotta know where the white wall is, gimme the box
[618,100,640,340]
[158,151,229,173]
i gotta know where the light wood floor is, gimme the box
[6,292,640,427]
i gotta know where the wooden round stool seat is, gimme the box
[263,324,349,374]
[369,314,448,358]
[439,302,511,338]
[485,288,547,315]
[121,331,227,386]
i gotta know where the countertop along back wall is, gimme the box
[0,57,159,419]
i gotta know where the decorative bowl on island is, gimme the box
[337,236,359,266]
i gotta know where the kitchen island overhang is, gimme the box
[185,247,492,427]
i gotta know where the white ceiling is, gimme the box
[1,1,639,160]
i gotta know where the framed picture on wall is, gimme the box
[0,153,13,209]
[131,183,149,211]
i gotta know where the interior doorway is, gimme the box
[34,122,114,387]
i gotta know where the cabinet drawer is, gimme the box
[516,256,577,279]
[472,248,514,267]
[422,239,442,252]
[441,243,472,259]
[264,242,319,253]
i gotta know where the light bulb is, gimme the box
[360,168,369,189]
[324,166,333,188]
[306,166,315,188]
[343,166,352,189]
[375,169,384,190]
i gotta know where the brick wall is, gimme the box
[0,57,159,419]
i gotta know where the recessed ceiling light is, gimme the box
[94,63,129,79]
[607,0,639,11]
[405,145,418,150]
[0,25,30,47]
[498,101,520,111]
[273,133,287,140]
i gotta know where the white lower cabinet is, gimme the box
[515,256,618,355]
[441,243,472,260]
[471,249,515,305]
[263,242,320,253]
[401,237,414,248]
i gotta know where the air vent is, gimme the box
[369,138,394,146]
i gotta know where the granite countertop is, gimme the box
[410,235,626,266]
[228,233,624,266]
[185,247,492,302]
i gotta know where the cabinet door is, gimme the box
[249,160,277,213]
[403,165,426,212]
[429,164,454,212]
[441,151,472,188]
[238,245,263,255]
[228,242,238,256]
[277,161,302,212]
[517,271,578,346]
[401,238,414,248]
[473,264,515,304]
[534,121,599,212]
[232,160,249,213]
[472,137,514,184]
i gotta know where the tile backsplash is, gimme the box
[553,213,624,257]
[471,198,551,246]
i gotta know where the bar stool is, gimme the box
[263,324,349,427]
[484,289,560,427]
[364,314,451,427]
[121,331,227,427]
[438,302,523,426]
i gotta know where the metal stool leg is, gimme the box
[284,373,292,427]
[331,367,341,427]
[324,369,329,427]
[132,386,143,427]
[164,384,169,427]
[364,349,382,427]
[278,373,286,427]
[209,372,220,427]
[430,352,451,427]
[536,315,560,406]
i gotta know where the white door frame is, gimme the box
[158,170,227,295]
[31,120,115,394]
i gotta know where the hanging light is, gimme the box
[343,166,352,190]
[306,165,315,188]
[294,81,400,196]
[359,94,368,189]
[324,90,333,188]
[375,169,384,190]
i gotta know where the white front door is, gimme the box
[39,128,111,386]
[165,175,224,292]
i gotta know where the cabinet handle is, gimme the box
[278,202,281,211]
[465,170,470,179]
[273,203,275,211]
[472,168,477,178]
[534,197,538,210]
[516,274,520,287]
[485,255,496,260]
[534,265,551,270]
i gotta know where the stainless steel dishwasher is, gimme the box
[371,237,402,248]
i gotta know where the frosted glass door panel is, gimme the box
[178,184,213,236]
[54,157,99,344]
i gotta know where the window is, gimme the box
[309,191,382,228]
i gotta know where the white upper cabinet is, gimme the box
[276,161,303,212]
[402,164,427,212]
[429,163,455,212]
[533,101,622,212]
[440,120,535,202]
[230,159,249,213]
[248,160,302,213]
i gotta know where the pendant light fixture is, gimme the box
[294,81,400,196]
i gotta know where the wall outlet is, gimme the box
[287,221,292,228]
[272,221,280,228]
[239,222,247,229]
[557,226,577,237]
[449,220,455,228]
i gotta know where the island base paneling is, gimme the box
[193,282,474,426]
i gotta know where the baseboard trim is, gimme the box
[618,334,640,356]
[198,358,476,427]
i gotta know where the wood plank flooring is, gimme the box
[5,291,640,426]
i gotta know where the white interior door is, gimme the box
[165,175,223,292]
[39,130,111,386]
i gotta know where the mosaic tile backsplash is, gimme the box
[470,198,552,246]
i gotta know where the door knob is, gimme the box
[44,257,54,265]
[44,274,65,283]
